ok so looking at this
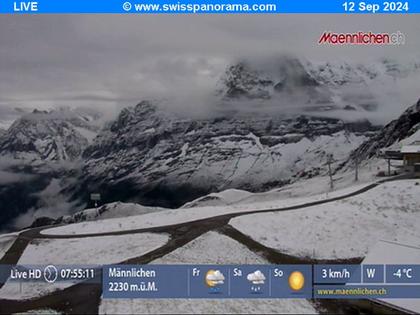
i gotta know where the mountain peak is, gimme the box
[0,108,99,161]
[341,99,420,168]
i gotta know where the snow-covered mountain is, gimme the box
[0,108,99,161]
[217,56,420,115]
[77,100,377,208]
[75,56,420,208]
[0,108,102,229]
[342,98,420,168]
[217,57,334,112]
[2,56,420,230]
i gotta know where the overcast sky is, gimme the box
[0,15,419,125]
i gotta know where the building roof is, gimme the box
[401,144,420,154]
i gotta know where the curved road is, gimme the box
[0,178,389,266]
[0,175,412,314]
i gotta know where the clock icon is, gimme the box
[43,265,58,283]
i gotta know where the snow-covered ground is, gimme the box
[19,233,169,265]
[99,297,316,315]
[181,189,254,208]
[42,180,378,236]
[229,158,399,206]
[14,309,61,315]
[0,232,18,260]
[0,233,168,300]
[151,231,265,265]
[178,154,399,210]
[61,201,166,224]
[387,127,420,150]
[231,180,420,260]
[99,232,317,314]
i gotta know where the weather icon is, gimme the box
[205,270,225,293]
[288,271,305,291]
[247,270,266,293]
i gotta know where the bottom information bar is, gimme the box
[102,265,312,299]
[102,264,420,299]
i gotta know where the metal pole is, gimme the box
[355,155,359,181]
[388,159,391,176]
[328,155,333,190]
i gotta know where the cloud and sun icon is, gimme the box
[205,270,225,289]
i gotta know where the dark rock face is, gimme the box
[4,57,419,229]
[221,62,274,100]
[0,109,97,161]
[0,109,98,230]
[0,162,82,230]
[28,216,58,228]
[0,172,52,229]
[218,57,334,110]
[343,100,420,168]
[77,100,376,208]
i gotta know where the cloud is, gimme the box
[0,15,419,125]
[247,270,266,284]
[11,178,81,230]
[0,157,36,184]
[0,170,33,185]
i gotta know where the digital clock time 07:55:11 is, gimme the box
[60,268,96,280]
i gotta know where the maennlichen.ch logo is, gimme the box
[319,31,406,45]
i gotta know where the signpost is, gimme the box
[90,193,101,208]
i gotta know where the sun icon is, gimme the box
[288,271,305,291]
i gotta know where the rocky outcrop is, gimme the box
[78,100,376,208]
[342,99,420,168]
[0,108,98,161]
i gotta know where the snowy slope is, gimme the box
[0,108,99,161]
[56,201,167,225]
[181,189,253,208]
[0,107,103,229]
[219,56,420,116]
[79,100,374,209]
[186,157,396,208]
[343,99,420,167]
[0,232,18,260]
[42,181,376,236]
[231,180,420,259]
[3,57,419,231]
[77,56,420,209]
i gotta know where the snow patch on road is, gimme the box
[181,189,253,208]
[19,233,169,265]
[152,231,266,264]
